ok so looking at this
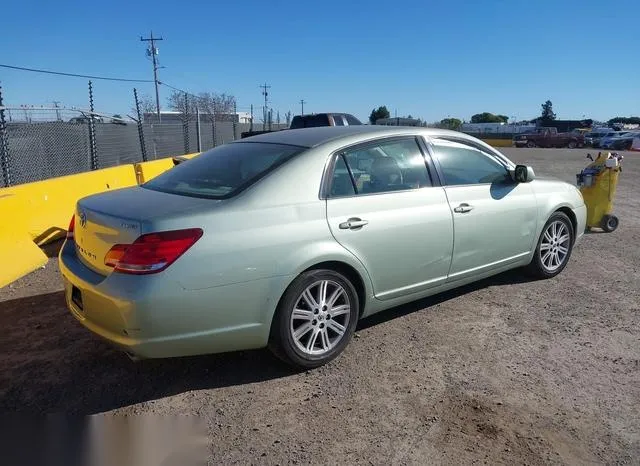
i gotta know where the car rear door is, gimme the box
[427,137,538,282]
[325,136,454,301]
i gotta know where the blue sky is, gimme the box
[1,0,638,123]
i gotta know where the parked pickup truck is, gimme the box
[241,112,362,138]
[513,127,584,148]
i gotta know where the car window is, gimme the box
[144,142,303,199]
[332,115,345,126]
[345,114,361,125]
[330,155,357,197]
[290,114,329,129]
[431,139,511,186]
[329,138,432,197]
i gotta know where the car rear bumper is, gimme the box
[58,240,284,359]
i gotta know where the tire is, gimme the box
[567,140,577,149]
[601,214,619,232]
[526,212,575,279]
[268,269,359,369]
[526,141,536,148]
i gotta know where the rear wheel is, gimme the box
[526,140,537,148]
[601,214,619,232]
[567,140,577,149]
[526,212,574,279]
[268,269,359,369]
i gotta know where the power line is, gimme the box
[0,63,153,82]
[158,81,199,100]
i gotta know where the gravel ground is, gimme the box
[1,148,639,465]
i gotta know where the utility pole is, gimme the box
[259,83,270,131]
[52,101,61,121]
[300,99,306,115]
[140,31,163,122]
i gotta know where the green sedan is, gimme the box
[59,126,587,368]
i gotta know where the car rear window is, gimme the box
[143,142,304,199]
[290,114,330,129]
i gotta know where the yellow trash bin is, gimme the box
[576,152,623,232]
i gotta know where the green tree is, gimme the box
[369,106,390,124]
[440,118,462,130]
[470,112,508,123]
[608,116,640,125]
[540,100,556,125]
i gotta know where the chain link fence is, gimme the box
[0,106,288,187]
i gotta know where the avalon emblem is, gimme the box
[79,211,87,228]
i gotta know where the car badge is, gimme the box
[79,211,87,228]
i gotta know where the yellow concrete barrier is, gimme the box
[2,165,138,245]
[481,139,514,148]
[134,152,201,184]
[1,153,201,288]
[0,192,48,287]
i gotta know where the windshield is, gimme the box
[143,142,304,199]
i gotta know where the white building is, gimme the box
[143,111,251,123]
[461,122,536,134]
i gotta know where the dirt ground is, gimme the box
[1,148,639,465]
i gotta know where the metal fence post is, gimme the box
[182,92,190,154]
[232,102,238,141]
[88,81,98,170]
[195,106,202,152]
[211,111,217,148]
[0,86,12,186]
[134,88,148,162]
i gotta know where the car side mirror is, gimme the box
[514,165,535,183]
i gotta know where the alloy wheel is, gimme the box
[289,280,351,356]
[539,220,571,272]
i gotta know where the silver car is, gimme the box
[59,126,587,368]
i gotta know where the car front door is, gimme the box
[427,137,539,282]
[325,136,454,301]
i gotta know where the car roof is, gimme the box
[233,125,469,148]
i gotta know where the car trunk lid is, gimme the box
[73,186,219,275]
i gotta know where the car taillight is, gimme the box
[104,244,128,268]
[104,228,203,275]
[66,214,75,240]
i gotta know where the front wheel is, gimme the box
[269,269,359,369]
[526,140,537,148]
[526,212,575,279]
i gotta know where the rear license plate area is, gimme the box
[71,286,83,311]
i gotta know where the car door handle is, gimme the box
[453,203,474,213]
[339,218,369,230]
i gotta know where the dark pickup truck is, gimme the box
[513,127,584,149]
[241,112,362,138]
